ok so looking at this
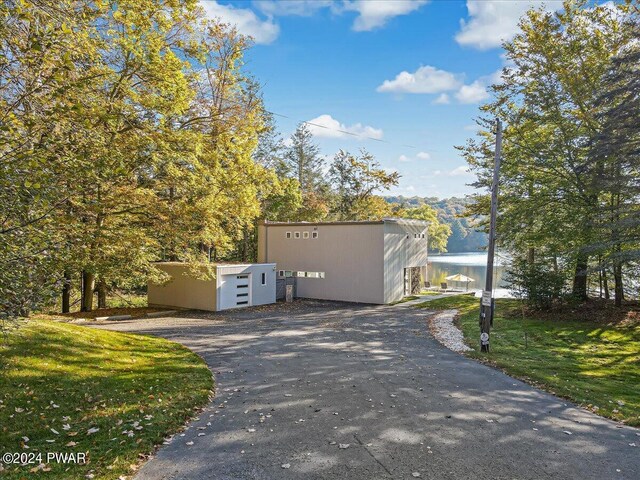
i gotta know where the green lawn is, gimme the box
[0,319,213,479]
[418,296,640,426]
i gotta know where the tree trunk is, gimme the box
[572,253,589,301]
[603,267,610,300]
[241,227,249,262]
[81,270,95,312]
[613,264,624,307]
[527,247,535,265]
[62,270,71,313]
[97,279,107,309]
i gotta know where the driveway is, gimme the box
[91,300,639,479]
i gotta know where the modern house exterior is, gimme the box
[148,262,276,312]
[257,218,429,304]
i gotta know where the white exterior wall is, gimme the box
[258,223,385,304]
[216,264,276,310]
[383,223,429,303]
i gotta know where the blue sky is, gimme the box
[199,1,564,198]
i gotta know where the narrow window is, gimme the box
[303,231,309,239]
[422,233,425,238]
[278,270,284,277]
[261,272,266,285]
[286,232,292,239]
[236,301,249,305]
[294,232,301,239]
[312,231,318,239]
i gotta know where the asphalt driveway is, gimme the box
[91,300,639,479]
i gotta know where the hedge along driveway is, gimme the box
[0,319,213,479]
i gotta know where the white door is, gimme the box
[219,273,252,310]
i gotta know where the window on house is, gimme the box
[293,271,325,279]
[286,232,292,239]
[278,270,285,277]
[312,231,318,239]
[261,272,266,285]
[294,232,301,239]
[421,233,425,238]
[303,231,309,239]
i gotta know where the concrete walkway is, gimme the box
[90,301,639,480]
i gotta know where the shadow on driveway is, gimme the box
[90,300,639,480]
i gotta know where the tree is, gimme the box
[400,205,452,253]
[328,149,399,221]
[591,12,640,306]
[284,123,325,194]
[459,0,634,304]
[1,0,287,318]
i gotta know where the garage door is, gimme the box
[219,273,252,310]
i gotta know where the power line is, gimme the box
[213,92,420,149]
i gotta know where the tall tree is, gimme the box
[328,149,399,221]
[591,12,640,305]
[459,0,634,303]
[284,123,324,194]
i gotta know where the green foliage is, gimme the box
[328,149,399,221]
[0,0,289,315]
[505,258,569,309]
[398,204,452,252]
[0,319,213,479]
[458,0,638,303]
[385,196,487,252]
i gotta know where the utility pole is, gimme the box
[479,118,502,353]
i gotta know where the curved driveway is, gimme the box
[92,300,639,479]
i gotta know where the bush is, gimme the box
[506,258,568,309]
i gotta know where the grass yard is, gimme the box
[0,319,213,479]
[418,296,640,426]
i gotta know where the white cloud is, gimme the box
[377,65,462,94]
[417,151,431,160]
[306,114,383,140]
[449,166,472,176]
[254,1,428,32]
[433,93,450,105]
[455,80,489,104]
[398,154,410,162]
[344,0,429,32]
[200,1,279,44]
[455,0,562,50]
[434,166,473,177]
[254,0,334,17]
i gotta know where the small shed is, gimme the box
[148,262,276,312]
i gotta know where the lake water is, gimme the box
[428,252,512,297]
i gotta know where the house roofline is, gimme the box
[258,218,430,227]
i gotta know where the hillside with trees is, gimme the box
[385,196,487,253]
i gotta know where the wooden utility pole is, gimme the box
[479,118,502,353]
